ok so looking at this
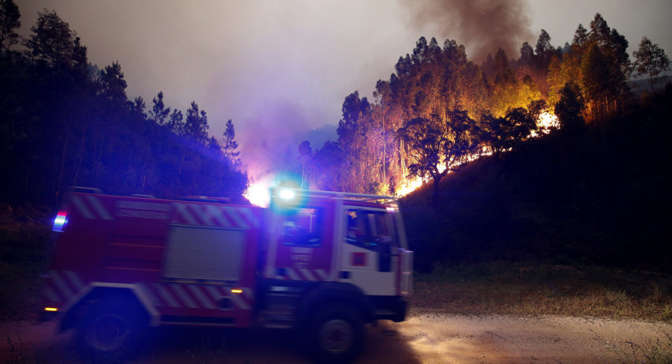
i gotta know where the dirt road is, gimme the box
[2,313,671,363]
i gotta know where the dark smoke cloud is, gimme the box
[403,0,534,61]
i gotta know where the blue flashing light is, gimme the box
[278,188,296,201]
[52,211,68,232]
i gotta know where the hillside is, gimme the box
[401,87,672,273]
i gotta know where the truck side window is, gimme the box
[346,209,395,250]
[281,207,322,247]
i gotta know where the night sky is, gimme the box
[15,0,672,178]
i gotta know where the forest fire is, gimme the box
[394,110,558,197]
[244,110,560,203]
[243,105,561,203]
[532,111,560,137]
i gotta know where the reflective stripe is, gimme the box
[314,269,328,281]
[223,207,248,229]
[85,195,113,220]
[154,283,179,308]
[188,285,215,309]
[299,268,316,281]
[286,267,300,281]
[64,271,84,290]
[229,294,250,310]
[71,195,94,219]
[204,205,226,226]
[175,203,197,225]
[206,285,224,301]
[138,284,159,306]
[238,208,259,227]
[171,285,197,308]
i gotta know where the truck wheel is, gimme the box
[310,304,364,363]
[76,300,147,360]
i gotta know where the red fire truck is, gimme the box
[42,186,413,361]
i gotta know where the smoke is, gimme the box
[237,100,313,180]
[402,0,534,62]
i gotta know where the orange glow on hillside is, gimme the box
[395,111,558,197]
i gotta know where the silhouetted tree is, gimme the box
[222,119,240,167]
[150,91,171,126]
[0,0,20,53]
[99,62,128,104]
[555,82,585,135]
[184,101,208,143]
[397,116,445,202]
[633,37,670,91]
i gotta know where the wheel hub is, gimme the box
[87,313,130,352]
[319,319,354,354]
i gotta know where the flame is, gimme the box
[531,111,560,137]
[244,176,272,207]
[243,112,559,201]
[394,111,556,197]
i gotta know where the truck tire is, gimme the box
[76,299,147,360]
[310,303,364,363]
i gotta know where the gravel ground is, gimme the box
[1,313,671,363]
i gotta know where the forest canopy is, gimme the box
[1,6,247,205]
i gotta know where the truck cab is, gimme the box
[260,188,412,360]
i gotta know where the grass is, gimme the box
[411,262,672,322]
[615,333,672,364]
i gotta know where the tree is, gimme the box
[26,10,78,67]
[581,44,612,118]
[397,116,446,202]
[221,119,240,167]
[184,101,208,143]
[150,91,171,126]
[443,109,481,169]
[535,29,554,69]
[99,62,128,104]
[586,13,630,106]
[166,109,184,135]
[0,0,20,53]
[519,42,534,66]
[572,24,588,48]
[555,82,585,135]
[484,106,537,155]
[310,141,344,191]
[634,37,670,91]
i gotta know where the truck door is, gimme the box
[339,207,400,296]
[265,199,334,282]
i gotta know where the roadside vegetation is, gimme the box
[0,205,50,322]
[413,263,672,322]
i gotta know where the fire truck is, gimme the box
[42,186,413,361]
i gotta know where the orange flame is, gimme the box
[395,111,558,197]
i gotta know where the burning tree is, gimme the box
[299,13,644,198]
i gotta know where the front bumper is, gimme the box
[371,295,408,322]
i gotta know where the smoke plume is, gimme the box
[403,0,534,62]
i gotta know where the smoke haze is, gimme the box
[403,0,534,61]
